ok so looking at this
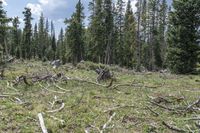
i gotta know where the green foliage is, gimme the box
[123,0,137,68]
[113,0,125,65]
[65,0,85,64]
[11,17,21,58]
[22,7,32,59]
[167,0,200,74]
[0,1,12,63]
[87,0,105,63]
[38,13,45,59]
[0,0,199,74]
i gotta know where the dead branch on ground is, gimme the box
[38,113,48,133]
[149,101,175,111]
[46,103,65,113]
[162,121,187,132]
[100,112,116,133]
[146,106,159,116]
[186,97,200,111]
[48,115,65,125]
[104,105,135,113]
[39,84,66,94]
[13,75,31,86]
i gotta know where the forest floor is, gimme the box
[0,60,200,133]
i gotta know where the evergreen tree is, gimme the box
[11,17,20,57]
[103,0,114,64]
[0,1,11,62]
[123,0,137,67]
[38,13,45,59]
[158,0,168,67]
[33,23,38,58]
[50,21,56,60]
[57,28,66,64]
[22,7,32,59]
[136,0,142,71]
[114,0,125,65]
[167,0,200,74]
[65,0,85,64]
[87,0,104,63]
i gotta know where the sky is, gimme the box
[2,0,172,37]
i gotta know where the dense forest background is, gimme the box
[0,0,200,74]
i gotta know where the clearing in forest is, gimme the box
[0,61,200,132]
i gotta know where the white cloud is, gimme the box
[26,0,68,18]
[39,0,49,5]
[1,0,7,6]
[27,3,43,16]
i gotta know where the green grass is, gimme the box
[0,61,200,132]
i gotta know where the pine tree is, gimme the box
[123,0,137,67]
[22,7,33,59]
[50,21,56,60]
[65,0,85,64]
[167,0,200,74]
[140,0,148,69]
[33,23,38,58]
[87,0,104,63]
[103,0,114,64]
[11,17,20,57]
[158,0,168,67]
[57,28,66,64]
[114,0,125,65]
[136,0,142,71]
[0,1,11,63]
[38,13,45,59]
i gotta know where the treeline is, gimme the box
[0,0,199,74]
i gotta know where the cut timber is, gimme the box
[38,113,48,133]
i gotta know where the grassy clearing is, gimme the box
[0,61,200,133]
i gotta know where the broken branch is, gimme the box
[162,121,187,132]
[38,113,48,133]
